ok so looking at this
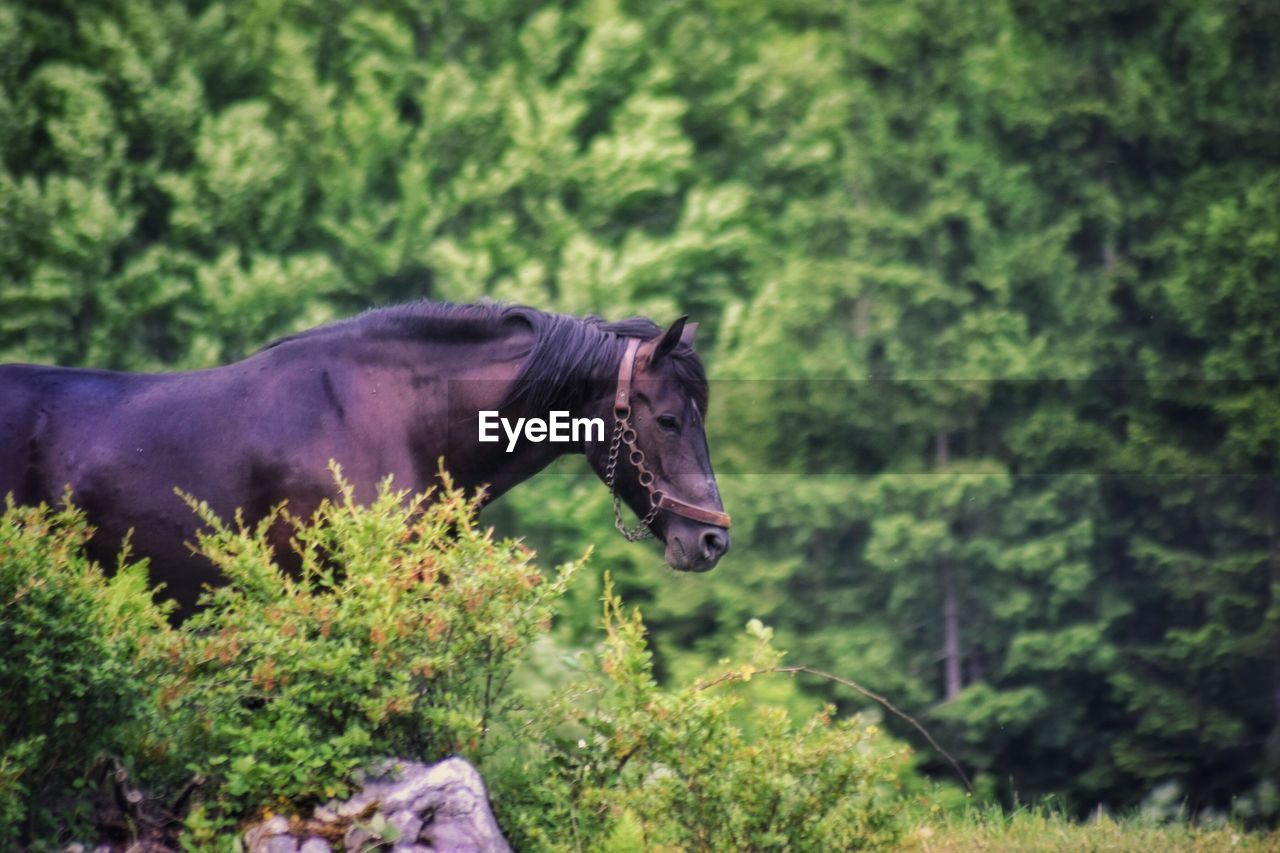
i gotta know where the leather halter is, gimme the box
[606,337,732,535]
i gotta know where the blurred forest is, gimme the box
[2,0,1279,819]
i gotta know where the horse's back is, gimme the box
[0,364,55,505]
[0,360,266,611]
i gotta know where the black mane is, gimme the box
[262,301,709,413]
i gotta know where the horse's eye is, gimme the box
[657,414,681,433]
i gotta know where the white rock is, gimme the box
[387,809,423,845]
[245,815,294,852]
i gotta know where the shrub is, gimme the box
[2,480,913,850]
[140,469,580,840]
[0,499,171,848]
[489,578,912,851]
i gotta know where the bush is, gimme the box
[2,478,914,849]
[489,578,911,851]
[0,498,171,847]
[140,469,579,841]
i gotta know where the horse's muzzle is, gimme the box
[665,525,730,572]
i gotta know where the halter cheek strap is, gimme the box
[605,337,731,538]
[614,337,641,414]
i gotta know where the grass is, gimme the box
[904,807,1280,852]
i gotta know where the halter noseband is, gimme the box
[604,337,732,541]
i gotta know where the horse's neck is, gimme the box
[406,330,594,502]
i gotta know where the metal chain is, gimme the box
[604,405,663,541]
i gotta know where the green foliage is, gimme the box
[0,487,921,849]
[143,469,578,834]
[489,578,910,851]
[0,499,171,846]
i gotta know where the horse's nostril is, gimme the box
[701,530,728,561]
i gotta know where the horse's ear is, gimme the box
[681,322,698,348]
[651,315,689,365]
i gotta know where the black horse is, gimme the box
[0,303,730,613]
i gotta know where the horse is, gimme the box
[0,302,730,614]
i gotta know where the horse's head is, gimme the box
[587,317,731,572]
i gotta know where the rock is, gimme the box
[336,796,370,819]
[343,824,374,852]
[313,806,341,823]
[357,757,511,852]
[264,838,300,853]
[245,815,293,853]
[386,810,423,845]
[243,757,509,853]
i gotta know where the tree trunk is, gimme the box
[937,429,963,701]
[1265,482,1280,772]
[942,560,962,701]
